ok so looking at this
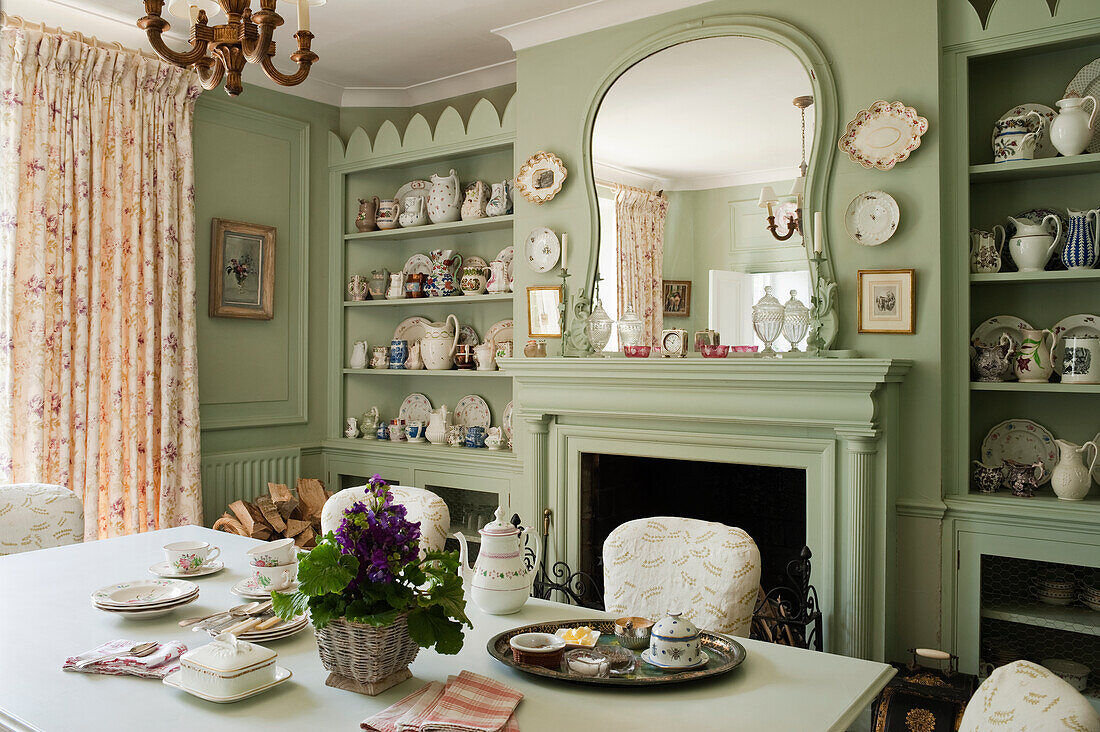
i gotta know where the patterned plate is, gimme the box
[503,401,514,441]
[487,618,746,687]
[837,100,929,171]
[231,577,300,599]
[496,246,515,283]
[454,394,491,429]
[486,319,514,346]
[394,316,431,344]
[399,393,433,425]
[93,594,199,618]
[149,560,224,579]
[465,256,489,271]
[991,104,1058,159]
[1066,58,1100,154]
[92,579,199,608]
[1052,314,1100,376]
[459,325,480,347]
[843,191,899,247]
[980,419,1058,485]
[403,254,432,275]
[524,227,561,272]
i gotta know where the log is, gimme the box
[228,500,257,535]
[213,514,246,536]
[268,483,299,520]
[296,479,328,519]
[284,518,311,538]
[255,495,286,534]
[293,526,315,548]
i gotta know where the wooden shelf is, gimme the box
[342,368,510,377]
[970,269,1100,284]
[982,600,1100,637]
[969,152,1100,183]
[323,438,519,467]
[970,382,1100,393]
[345,293,514,307]
[344,215,513,242]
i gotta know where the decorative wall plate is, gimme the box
[496,246,515,283]
[516,151,567,204]
[503,400,514,440]
[459,325,480,346]
[399,393,432,425]
[454,394,491,429]
[486,319,514,345]
[524,227,561,272]
[843,191,900,246]
[991,104,1058,159]
[1051,314,1100,375]
[403,254,432,275]
[393,316,431,343]
[1066,58,1100,153]
[980,419,1058,485]
[838,101,929,171]
[971,316,1034,351]
[394,179,431,206]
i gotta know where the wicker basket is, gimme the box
[315,615,420,683]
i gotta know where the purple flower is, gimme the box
[333,476,422,590]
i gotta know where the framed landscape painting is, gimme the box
[209,218,276,320]
[662,280,692,317]
[857,269,914,334]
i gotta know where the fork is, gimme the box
[72,641,158,669]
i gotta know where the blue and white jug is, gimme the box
[1061,208,1099,270]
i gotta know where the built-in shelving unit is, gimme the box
[341,369,512,378]
[344,293,514,308]
[344,215,514,242]
[968,151,1100,182]
[969,382,1100,393]
[970,269,1100,284]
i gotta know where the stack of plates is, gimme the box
[231,576,299,600]
[91,579,199,619]
[1035,578,1076,606]
[1081,584,1100,612]
[233,614,310,643]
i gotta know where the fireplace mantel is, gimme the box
[498,356,912,660]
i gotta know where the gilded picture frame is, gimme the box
[209,218,276,320]
[857,269,914,334]
[527,286,563,338]
[662,280,692,317]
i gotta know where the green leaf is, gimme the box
[407,606,466,655]
[308,595,347,629]
[297,542,358,596]
[271,589,310,621]
[345,599,400,627]
[419,571,470,627]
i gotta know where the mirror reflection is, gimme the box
[591,36,815,352]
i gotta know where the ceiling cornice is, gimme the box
[340,60,516,109]
[491,0,714,51]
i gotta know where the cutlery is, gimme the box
[179,601,261,628]
[223,611,274,637]
[254,615,284,632]
[73,641,158,669]
[198,601,272,633]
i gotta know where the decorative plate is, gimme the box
[1066,58,1100,153]
[1051,314,1100,375]
[393,316,431,344]
[981,419,1058,485]
[838,100,929,171]
[641,648,708,670]
[92,595,198,618]
[454,394,491,429]
[503,400,514,440]
[92,579,199,607]
[516,151,567,204]
[164,666,293,703]
[1005,208,1067,271]
[215,615,309,642]
[403,254,432,276]
[231,577,299,599]
[399,393,432,425]
[465,255,489,271]
[971,316,1034,351]
[394,180,431,207]
[486,319,514,346]
[149,560,224,578]
[487,618,746,687]
[496,246,515,283]
[991,104,1058,159]
[459,325,480,347]
[524,227,561,272]
[843,191,900,246]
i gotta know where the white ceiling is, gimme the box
[591,36,815,190]
[8,0,713,106]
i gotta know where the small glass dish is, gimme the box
[562,648,612,678]
[601,645,637,677]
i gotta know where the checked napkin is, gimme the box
[62,639,187,679]
[362,671,522,732]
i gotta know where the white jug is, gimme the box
[427,169,462,224]
[420,314,460,370]
[1051,94,1098,157]
[349,340,368,369]
[486,260,509,294]
[425,405,451,445]
[1051,439,1099,501]
[1007,215,1061,272]
[456,507,540,615]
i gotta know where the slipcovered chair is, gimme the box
[320,484,449,554]
[603,517,761,635]
[0,483,84,555]
[959,660,1100,731]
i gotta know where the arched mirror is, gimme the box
[589,35,827,353]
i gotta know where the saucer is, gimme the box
[232,576,299,599]
[149,560,224,578]
[163,666,292,703]
[641,648,709,670]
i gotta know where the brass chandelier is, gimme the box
[138,0,322,96]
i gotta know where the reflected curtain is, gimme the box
[615,187,668,345]
[0,28,203,539]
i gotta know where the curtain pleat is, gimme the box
[615,188,669,346]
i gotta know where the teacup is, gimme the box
[465,425,487,448]
[247,537,296,567]
[164,541,220,573]
[253,561,297,591]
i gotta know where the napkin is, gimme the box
[62,639,187,679]
[362,672,522,732]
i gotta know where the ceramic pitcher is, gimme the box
[355,196,379,232]
[369,269,389,299]
[428,249,463,297]
[461,181,489,221]
[972,460,1003,494]
[1003,458,1043,498]
[427,169,462,223]
[486,259,509,293]
[992,112,1045,162]
[1051,94,1098,157]
[1014,327,1055,383]
[1061,208,1099,269]
[404,340,424,370]
[349,340,368,369]
[1007,214,1061,272]
[398,195,428,227]
[1051,439,1099,501]
[971,334,1013,382]
[420,314,460,370]
[456,507,540,615]
[425,405,451,445]
[969,226,1006,274]
[1062,335,1100,384]
[387,271,407,300]
[473,342,496,371]
[376,198,402,230]
[460,265,489,295]
[347,274,369,301]
[486,180,512,217]
[344,417,360,439]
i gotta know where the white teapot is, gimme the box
[456,507,540,615]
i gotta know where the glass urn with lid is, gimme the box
[782,290,810,352]
[751,286,784,357]
[617,307,644,349]
[585,300,613,355]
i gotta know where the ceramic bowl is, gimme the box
[647,611,703,668]
[1042,658,1090,691]
[509,632,566,669]
[1037,578,1076,591]
[613,616,653,650]
[247,538,296,567]
[1081,595,1100,612]
[732,345,759,353]
[699,345,730,358]
[623,346,652,358]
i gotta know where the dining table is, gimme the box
[0,526,894,731]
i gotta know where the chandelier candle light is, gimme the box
[759,95,814,242]
[138,0,323,96]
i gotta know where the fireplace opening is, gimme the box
[580,454,807,596]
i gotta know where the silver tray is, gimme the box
[486,618,747,687]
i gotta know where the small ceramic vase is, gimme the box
[404,272,427,299]
[344,417,359,439]
[447,425,465,448]
[389,339,409,370]
[485,427,503,450]
[461,181,489,221]
[1013,328,1055,383]
[464,426,487,448]
[387,272,407,300]
[486,260,509,294]
[495,340,514,360]
[355,196,379,232]
[376,421,389,440]
[1051,94,1098,157]
[1062,335,1100,384]
[398,195,428,227]
[971,460,1003,494]
[1061,208,1099,270]
[368,269,390,299]
[389,419,406,442]
[969,227,1005,274]
[405,420,426,442]
[1051,439,1099,501]
[473,342,496,371]
[370,346,389,370]
[347,274,369,301]
[460,266,489,295]
[376,199,402,230]
[486,180,512,217]
[1003,458,1042,498]
[404,341,424,370]
[971,334,1014,382]
[349,340,368,370]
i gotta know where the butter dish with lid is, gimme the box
[163,632,291,702]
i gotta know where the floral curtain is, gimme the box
[0,28,203,539]
[615,187,668,346]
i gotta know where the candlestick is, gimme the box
[813,211,823,254]
[297,0,310,32]
[188,3,200,31]
[561,233,568,270]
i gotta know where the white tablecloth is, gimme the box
[0,526,893,731]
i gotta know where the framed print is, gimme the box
[209,218,276,320]
[662,280,692,317]
[857,269,914,334]
[527,286,563,338]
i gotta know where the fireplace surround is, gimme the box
[499,357,911,660]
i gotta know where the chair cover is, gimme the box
[321,484,449,554]
[959,660,1100,731]
[0,483,83,555]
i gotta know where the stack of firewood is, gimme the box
[212,479,332,549]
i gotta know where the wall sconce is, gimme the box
[759,95,814,243]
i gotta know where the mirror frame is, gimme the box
[578,15,839,353]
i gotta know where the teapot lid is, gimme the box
[479,507,519,537]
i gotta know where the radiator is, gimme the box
[200,447,301,526]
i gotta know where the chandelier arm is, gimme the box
[241,22,276,65]
[137,14,211,67]
[258,31,317,87]
[195,56,224,91]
